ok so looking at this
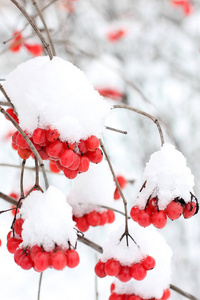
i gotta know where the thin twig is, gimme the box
[105,126,127,135]
[170,284,200,300]
[0,101,12,107]
[100,139,130,246]
[113,104,164,147]
[20,160,26,199]
[0,192,18,205]
[10,0,53,60]
[0,163,63,176]
[0,84,16,112]
[0,104,49,190]
[32,0,56,56]
[95,254,99,300]
[38,272,43,300]
[0,207,17,214]
[77,235,103,254]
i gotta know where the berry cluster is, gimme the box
[109,284,170,300]
[130,196,198,229]
[7,218,79,272]
[10,31,43,56]
[7,108,103,179]
[114,176,127,200]
[95,255,155,282]
[73,209,115,232]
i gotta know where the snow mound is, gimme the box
[67,161,116,216]
[4,56,111,143]
[135,143,195,210]
[109,223,172,298]
[20,186,77,252]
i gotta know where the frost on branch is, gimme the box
[4,56,110,143]
[68,161,116,231]
[131,143,198,228]
[7,186,80,272]
[104,223,172,299]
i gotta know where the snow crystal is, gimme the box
[20,186,77,252]
[67,161,116,216]
[135,143,195,210]
[108,223,172,299]
[3,56,111,143]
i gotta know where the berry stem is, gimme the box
[37,272,43,300]
[105,126,127,135]
[20,160,26,199]
[0,104,49,190]
[100,139,130,246]
[31,0,56,56]
[112,104,165,147]
[10,0,53,60]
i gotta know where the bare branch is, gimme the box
[105,126,127,135]
[0,192,18,205]
[10,0,53,60]
[38,272,43,300]
[0,84,16,112]
[113,104,165,147]
[170,284,200,300]
[77,235,103,254]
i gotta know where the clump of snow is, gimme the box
[67,161,116,217]
[108,223,172,299]
[135,143,195,210]
[3,56,111,143]
[20,186,77,252]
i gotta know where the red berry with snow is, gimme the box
[51,250,67,270]
[104,259,121,276]
[183,201,197,219]
[14,218,24,236]
[151,210,167,229]
[117,265,132,282]
[66,249,80,268]
[130,206,140,222]
[130,263,147,280]
[165,200,183,220]
[34,251,51,272]
[137,210,151,227]
[95,260,106,278]
[141,255,156,270]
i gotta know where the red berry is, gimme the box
[46,140,64,158]
[16,133,30,149]
[49,160,61,173]
[63,168,78,179]
[109,293,124,300]
[110,283,115,293]
[10,193,18,199]
[51,250,67,270]
[114,189,121,200]
[86,148,103,163]
[86,211,100,226]
[161,288,171,300]
[12,143,18,150]
[85,135,100,151]
[56,160,65,171]
[117,266,132,282]
[151,211,167,229]
[130,206,140,222]
[30,245,43,261]
[7,231,12,240]
[130,263,147,280]
[183,201,197,219]
[32,128,47,145]
[67,152,80,170]
[76,216,89,232]
[7,237,22,253]
[24,43,43,56]
[99,212,108,225]
[141,255,156,270]
[6,108,19,123]
[165,200,183,220]
[14,218,24,236]
[137,210,151,227]
[18,148,32,160]
[59,149,74,167]
[77,156,90,173]
[46,128,60,142]
[107,210,115,223]
[66,249,80,268]
[14,248,24,265]
[78,140,88,153]
[34,251,51,272]
[128,296,142,300]
[145,198,157,215]
[38,148,49,160]
[116,176,127,189]
[12,131,19,145]
[95,260,106,278]
[105,259,121,276]
[19,252,33,270]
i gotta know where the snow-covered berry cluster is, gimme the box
[95,254,155,282]
[131,144,199,229]
[109,283,170,300]
[11,124,102,179]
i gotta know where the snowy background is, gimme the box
[0,0,200,299]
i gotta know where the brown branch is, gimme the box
[0,84,17,113]
[0,104,49,190]
[38,272,43,300]
[0,192,18,205]
[0,163,63,176]
[170,284,200,300]
[100,139,130,246]
[32,0,56,56]
[113,104,165,147]
[77,235,103,254]
[20,160,26,199]
[105,126,127,135]
[0,101,12,107]
[10,0,53,60]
